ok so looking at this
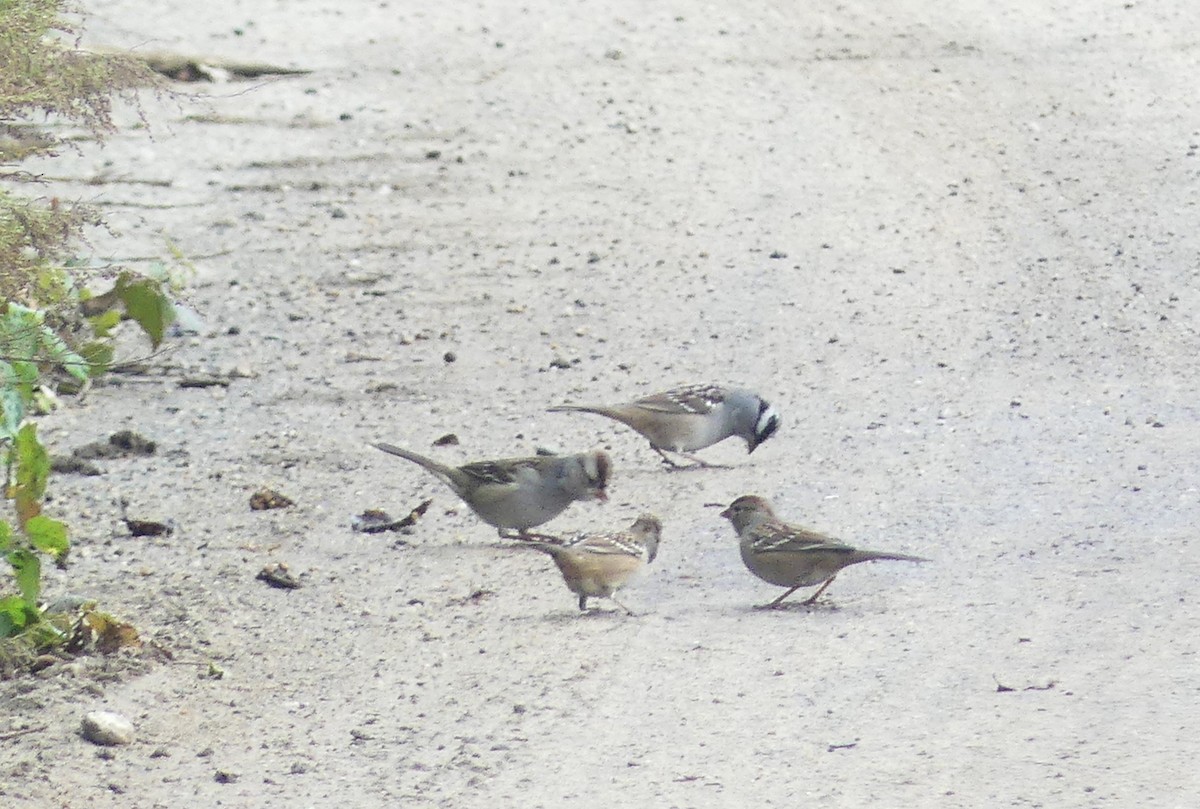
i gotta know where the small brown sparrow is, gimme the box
[522,515,662,614]
[549,384,780,468]
[373,443,610,538]
[720,495,927,607]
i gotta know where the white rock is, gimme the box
[81,711,135,746]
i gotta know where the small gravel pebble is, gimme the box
[81,711,135,746]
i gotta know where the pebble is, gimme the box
[81,711,135,746]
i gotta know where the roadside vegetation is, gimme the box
[1,0,176,674]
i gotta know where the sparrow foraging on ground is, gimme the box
[549,384,780,468]
[521,514,662,614]
[372,444,610,538]
[720,495,928,608]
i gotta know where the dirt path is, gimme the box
[3,1,1199,806]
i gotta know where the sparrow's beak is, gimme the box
[719,506,731,519]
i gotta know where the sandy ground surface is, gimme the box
[3,0,1199,806]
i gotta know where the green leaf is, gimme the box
[23,616,69,648]
[36,323,88,382]
[87,309,122,338]
[11,359,38,388]
[0,304,42,357]
[7,549,41,604]
[0,383,23,440]
[117,276,175,349]
[7,360,39,425]
[0,357,36,433]
[0,520,11,553]
[78,341,114,375]
[0,596,34,638]
[25,515,68,560]
[14,422,49,524]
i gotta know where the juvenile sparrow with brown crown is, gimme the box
[549,384,780,468]
[720,495,927,608]
[372,443,610,538]
[522,514,662,614]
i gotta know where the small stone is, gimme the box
[250,488,294,511]
[81,711,135,746]
[443,351,457,363]
[257,563,301,589]
[125,517,174,537]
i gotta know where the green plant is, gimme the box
[0,303,79,637]
[1,284,172,639]
[1,1,173,663]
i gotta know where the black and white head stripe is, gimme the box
[752,399,781,448]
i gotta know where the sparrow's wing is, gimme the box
[634,384,728,415]
[457,456,547,487]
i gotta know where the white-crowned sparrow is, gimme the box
[372,443,610,538]
[549,384,780,468]
[521,514,662,614]
[720,495,927,607]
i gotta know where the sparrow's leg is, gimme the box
[762,585,803,608]
[801,576,837,605]
[608,596,636,616]
[655,447,729,470]
[653,447,687,468]
[523,532,565,542]
[500,528,564,542]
